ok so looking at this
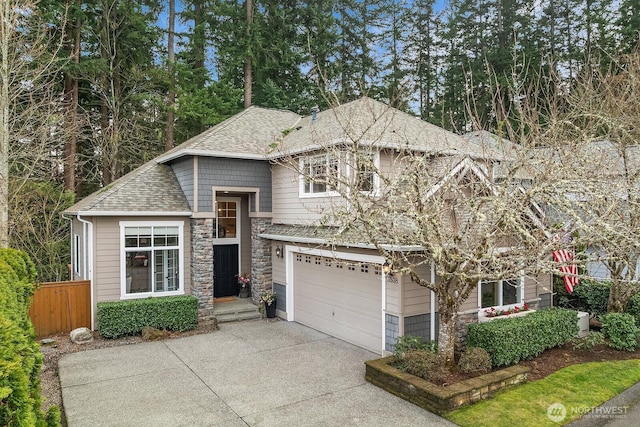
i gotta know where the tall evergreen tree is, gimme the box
[406,0,441,121]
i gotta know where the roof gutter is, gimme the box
[257,233,424,252]
[68,210,193,217]
[156,149,266,164]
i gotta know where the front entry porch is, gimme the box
[213,297,261,322]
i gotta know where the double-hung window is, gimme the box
[300,154,338,196]
[355,151,380,194]
[479,277,523,308]
[121,222,184,298]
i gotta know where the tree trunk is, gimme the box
[165,0,175,151]
[244,0,253,109]
[436,305,458,365]
[607,281,631,313]
[63,5,81,192]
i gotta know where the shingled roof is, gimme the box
[65,99,509,216]
[268,97,503,160]
[65,106,301,215]
[156,106,302,163]
[64,161,191,215]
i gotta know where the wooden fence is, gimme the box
[29,280,91,337]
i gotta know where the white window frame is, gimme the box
[119,221,185,299]
[478,276,524,310]
[299,154,340,198]
[214,197,241,244]
[348,150,381,196]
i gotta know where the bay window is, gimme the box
[121,222,183,297]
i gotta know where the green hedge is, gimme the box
[0,248,59,427]
[97,296,199,338]
[601,312,640,351]
[467,308,579,367]
[557,280,640,327]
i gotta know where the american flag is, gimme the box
[552,238,578,293]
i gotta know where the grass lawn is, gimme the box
[444,359,640,427]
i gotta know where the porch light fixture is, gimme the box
[382,261,392,275]
[275,244,283,258]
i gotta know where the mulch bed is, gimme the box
[398,343,640,386]
[520,343,640,381]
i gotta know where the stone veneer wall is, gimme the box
[190,218,214,320]
[385,314,399,351]
[251,218,273,305]
[404,314,433,342]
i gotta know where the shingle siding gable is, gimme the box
[197,157,272,212]
[171,157,195,210]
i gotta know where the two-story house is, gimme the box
[64,97,553,354]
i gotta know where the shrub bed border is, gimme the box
[365,356,529,414]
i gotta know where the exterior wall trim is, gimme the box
[212,186,261,213]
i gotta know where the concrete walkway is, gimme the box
[59,321,456,426]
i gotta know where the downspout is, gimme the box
[77,214,95,331]
[381,264,387,356]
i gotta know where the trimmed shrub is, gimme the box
[97,295,198,339]
[570,331,606,350]
[572,280,610,316]
[600,312,640,351]
[393,335,437,357]
[457,347,492,374]
[626,294,640,329]
[402,350,448,384]
[467,308,579,367]
[0,248,59,426]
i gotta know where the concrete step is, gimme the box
[215,310,261,323]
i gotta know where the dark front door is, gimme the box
[213,244,239,297]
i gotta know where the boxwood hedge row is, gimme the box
[0,248,60,427]
[466,307,579,367]
[97,295,198,338]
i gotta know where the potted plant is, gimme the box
[260,289,277,318]
[237,273,251,298]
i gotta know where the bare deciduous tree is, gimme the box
[275,98,553,362]
[535,54,640,313]
[1,0,67,247]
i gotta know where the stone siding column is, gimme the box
[250,218,273,304]
[190,218,214,320]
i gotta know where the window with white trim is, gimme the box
[480,278,522,308]
[121,223,183,297]
[355,152,380,193]
[300,154,338,196]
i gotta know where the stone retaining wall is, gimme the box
[365,356,529,414]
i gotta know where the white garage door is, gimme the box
[293,253,382,353]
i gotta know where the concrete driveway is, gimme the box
[59,321,456,426]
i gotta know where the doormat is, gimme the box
[214,297,236,303]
